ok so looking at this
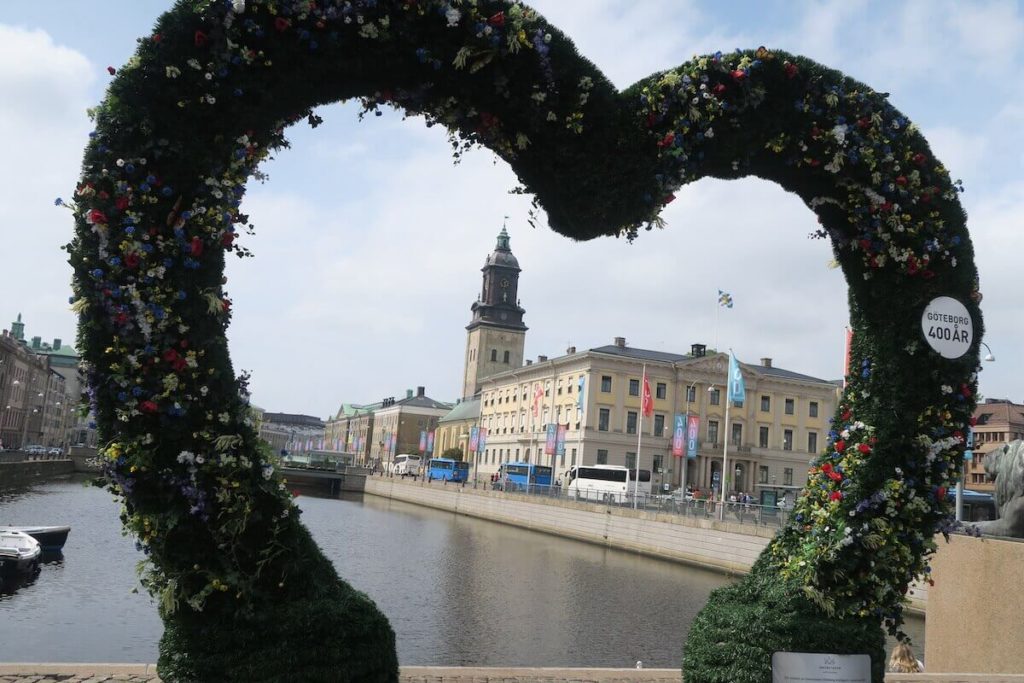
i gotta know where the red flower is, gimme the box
[857,443,871,454]
[662,194,676,205]
[163,348,179,364]
[821,463,833,473]
[841,409,852,421]
[712,83,726,95]
[730,69,745,81]
[488,11,505,27]
[140,400,158,414]
[124,253,140,269]
[835,440,846,453]
[829,491,843,501]
[221,231,236,247]
[657,132,675,148]
[895,175,907,186]
[913,152,927,166]
[190,236,204,257]
[960,384,972,398]
[221,298,232,312]
[783,62,798,79]
[115,196,129,211]
[194,30,208,47]
[828,471,842,482]
[151,33,162,44]
[274,17,291,32]
[936,486,946,499]
[87,209,107,225]
[107,66,116,75]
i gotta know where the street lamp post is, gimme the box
[956,341,995,521]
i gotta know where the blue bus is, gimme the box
[499,462,553,491]
[427,458,470,483]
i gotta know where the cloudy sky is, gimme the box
[2,1,1022,419]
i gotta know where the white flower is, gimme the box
[231,0,245,13]
[445,8,461,26]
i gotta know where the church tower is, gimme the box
[462,227,527,399]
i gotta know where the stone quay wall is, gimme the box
[0,459,74,489]
[362,477,930,611]
[0,664,1019,682]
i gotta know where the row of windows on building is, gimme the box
[483,375,821,417]
[469,348,514,364]
[478,406,821,452]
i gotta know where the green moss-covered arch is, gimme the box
[68,2,981,681]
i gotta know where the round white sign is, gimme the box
[921,296,973,359]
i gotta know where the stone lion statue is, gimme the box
[969,439,1024,538]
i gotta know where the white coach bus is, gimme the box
[567,464,652,503]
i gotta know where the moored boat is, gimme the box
[0,525,71,552]
[0,529,42,577]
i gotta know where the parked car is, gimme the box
[47,447,63,457]
[24,445,46,455]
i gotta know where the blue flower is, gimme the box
[54,197,65,206]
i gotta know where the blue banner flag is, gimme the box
[718,289,734,308]
[577,375,585,411]
[545,423,557,455]
[469,426,480,452]
[728,352,745,405]
[686,415,700,460]
[964,427,974,461]
[672,414,685,457]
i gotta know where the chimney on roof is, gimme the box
[416,386,425,397]
[525,359,533,366]
[761,358,772,368]
[567,345,576,354]
[31,336,42,349]
[406,389,413,399]
[614,337,626,348]
[538,355,548,362]
[53,338,61,351]
[691,343,706,357]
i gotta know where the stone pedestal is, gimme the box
[925,534,1024,674]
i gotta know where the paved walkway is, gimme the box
[1,665,1022,683]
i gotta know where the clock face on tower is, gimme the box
[500,278,510,289]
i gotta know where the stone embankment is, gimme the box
[0,665,1020,682]
[362,478,936,611]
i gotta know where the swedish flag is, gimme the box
[718,290,734,308]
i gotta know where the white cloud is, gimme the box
[0,24,96,344]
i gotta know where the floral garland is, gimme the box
[66,0,980,671]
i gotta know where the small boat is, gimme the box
[0,525,71,552]
[0,529,42,577]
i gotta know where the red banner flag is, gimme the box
[641,371,654,418]
[532,383,544,417]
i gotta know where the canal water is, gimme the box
[0,476,923,667]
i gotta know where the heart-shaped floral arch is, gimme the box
[67,1,982,681]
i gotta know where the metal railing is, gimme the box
[396,473,794,528]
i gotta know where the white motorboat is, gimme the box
[0,529,42,578]
[0,525,71,552]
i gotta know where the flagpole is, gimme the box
[720,382,730,521]
[575,375,587,478]
[634,364,646,510]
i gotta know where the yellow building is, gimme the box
[476,338,837,498]
[434,397,481,462]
